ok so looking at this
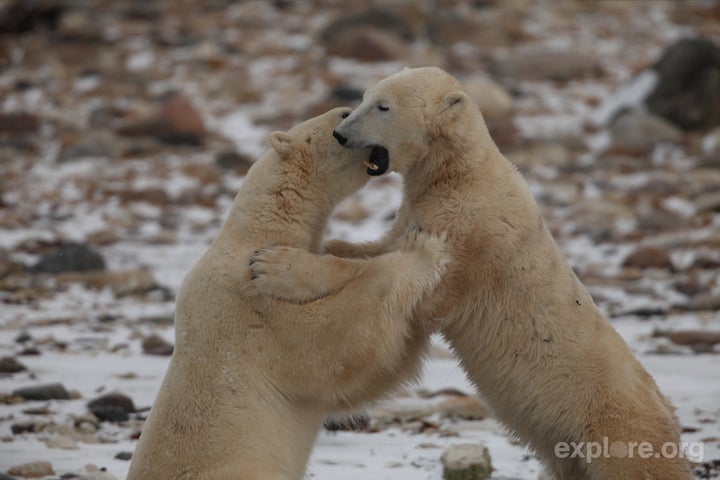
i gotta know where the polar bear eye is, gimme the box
[377,104,389,112]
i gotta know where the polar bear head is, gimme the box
[269,107,371,198]
[332,67,476,176]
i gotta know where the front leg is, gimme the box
[323,208,409,258]
[249,247,361,303]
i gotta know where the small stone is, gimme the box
[0,356,27,374]
[31,243,106,274]
[45,434,79,450]
[693,191,720,213]
[441,443,493,480]
[55,270,161,297]
[87,392,136,422]
[608,109,682,154]
[114,451,132,461]
[11,421,42,434]
[0,112,40,136]
[7,461,55,478]
[12,383,70,401]
[622,246,675,271]
[142,334,174,356]
[661,330,720,352]
[325,26,407,62]
[77,464,118,480]
[676,294,720,312]
[59,130,119,163]
[215,150,254,174]
[117,94,206,146]
[439,396,490,420]
[15,331,32,344]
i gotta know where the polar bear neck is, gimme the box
[403,117,499,204]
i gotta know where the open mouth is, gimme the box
[364,146,389,176]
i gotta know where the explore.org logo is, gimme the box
[555,438,704,464]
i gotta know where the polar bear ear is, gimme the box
[437,91,470,125]
[443,91,469,112]
[270,131,295,158]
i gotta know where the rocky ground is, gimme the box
[1,0,719,479]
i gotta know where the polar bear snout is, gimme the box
[332,129,347,145]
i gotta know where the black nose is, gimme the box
[333,130,347,145]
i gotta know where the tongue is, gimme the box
[366,147,389,176]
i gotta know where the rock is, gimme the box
[0,0,63,34]
[55,270,161,297]
[646,37,720,130]
[0,356,27,374]
[11,421,45,434]
[490,49,600,82]
[30,243,106,274]
[58,8,99,41]
[693,191,720,212]
[622,246,675,271]
[329,86,364,103]
[324,26,407,62]
[156,94,206,145]
[12,383,70,401]
[79,467,118,480]
[441,443,493,480]
[87,392,136,422]
[6,461,55,478]
[59,130,120,162]
[368,399,438,425]
[45,434,79,450]
[142,334,174,356]
[320,9,414,45]
[439,396,490,420]
[114,451,132,461]
[117,94,205,146]
[676,294,720,312]
[0,473,19,480]
[608,109,682,154]
[462,76,514,126]
[0,112,40,136]
[215,150,254,174]
[660,330,720,353]
[15,331,32,344]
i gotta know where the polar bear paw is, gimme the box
[249,247,300,297]
[249,246,325,301]
[398,227,449,273]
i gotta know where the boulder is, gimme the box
[645,37,720,130]
[30,243,105,274]
[441,443,493,480]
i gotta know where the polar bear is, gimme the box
[254,69,691,479]
[126,107,448,480]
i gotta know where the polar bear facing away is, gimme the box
[126,107,448,480]
[257,69,691,479]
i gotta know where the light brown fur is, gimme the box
[126,108,448,480]
[259,68,692,479]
